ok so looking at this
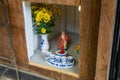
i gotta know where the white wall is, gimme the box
[23,1,38,61]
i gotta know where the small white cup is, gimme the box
[61,56,67,64]
[67,56,73,63]
[55,56,62,63]
[45,52,51,60]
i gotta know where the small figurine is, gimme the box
[57,31,69,53]
[74,43,80,54]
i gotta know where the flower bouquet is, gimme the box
[31,3,61,53]
[31,3,61,34]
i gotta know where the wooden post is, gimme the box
[95,0,117,80]
[79,0,101,80]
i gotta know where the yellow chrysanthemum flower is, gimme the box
[31,6,37,10]
[36,11,43,22]
[37,22,40,26]
[36,11,51,23]
[43,13,51,23]
[34,10,39,15]
[41,8,47,12]
[41,28,46,34]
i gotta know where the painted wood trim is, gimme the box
[23,0,80,6]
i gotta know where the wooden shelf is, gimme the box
[29,62,79,78]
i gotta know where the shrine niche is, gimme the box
[23,1,80,75]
